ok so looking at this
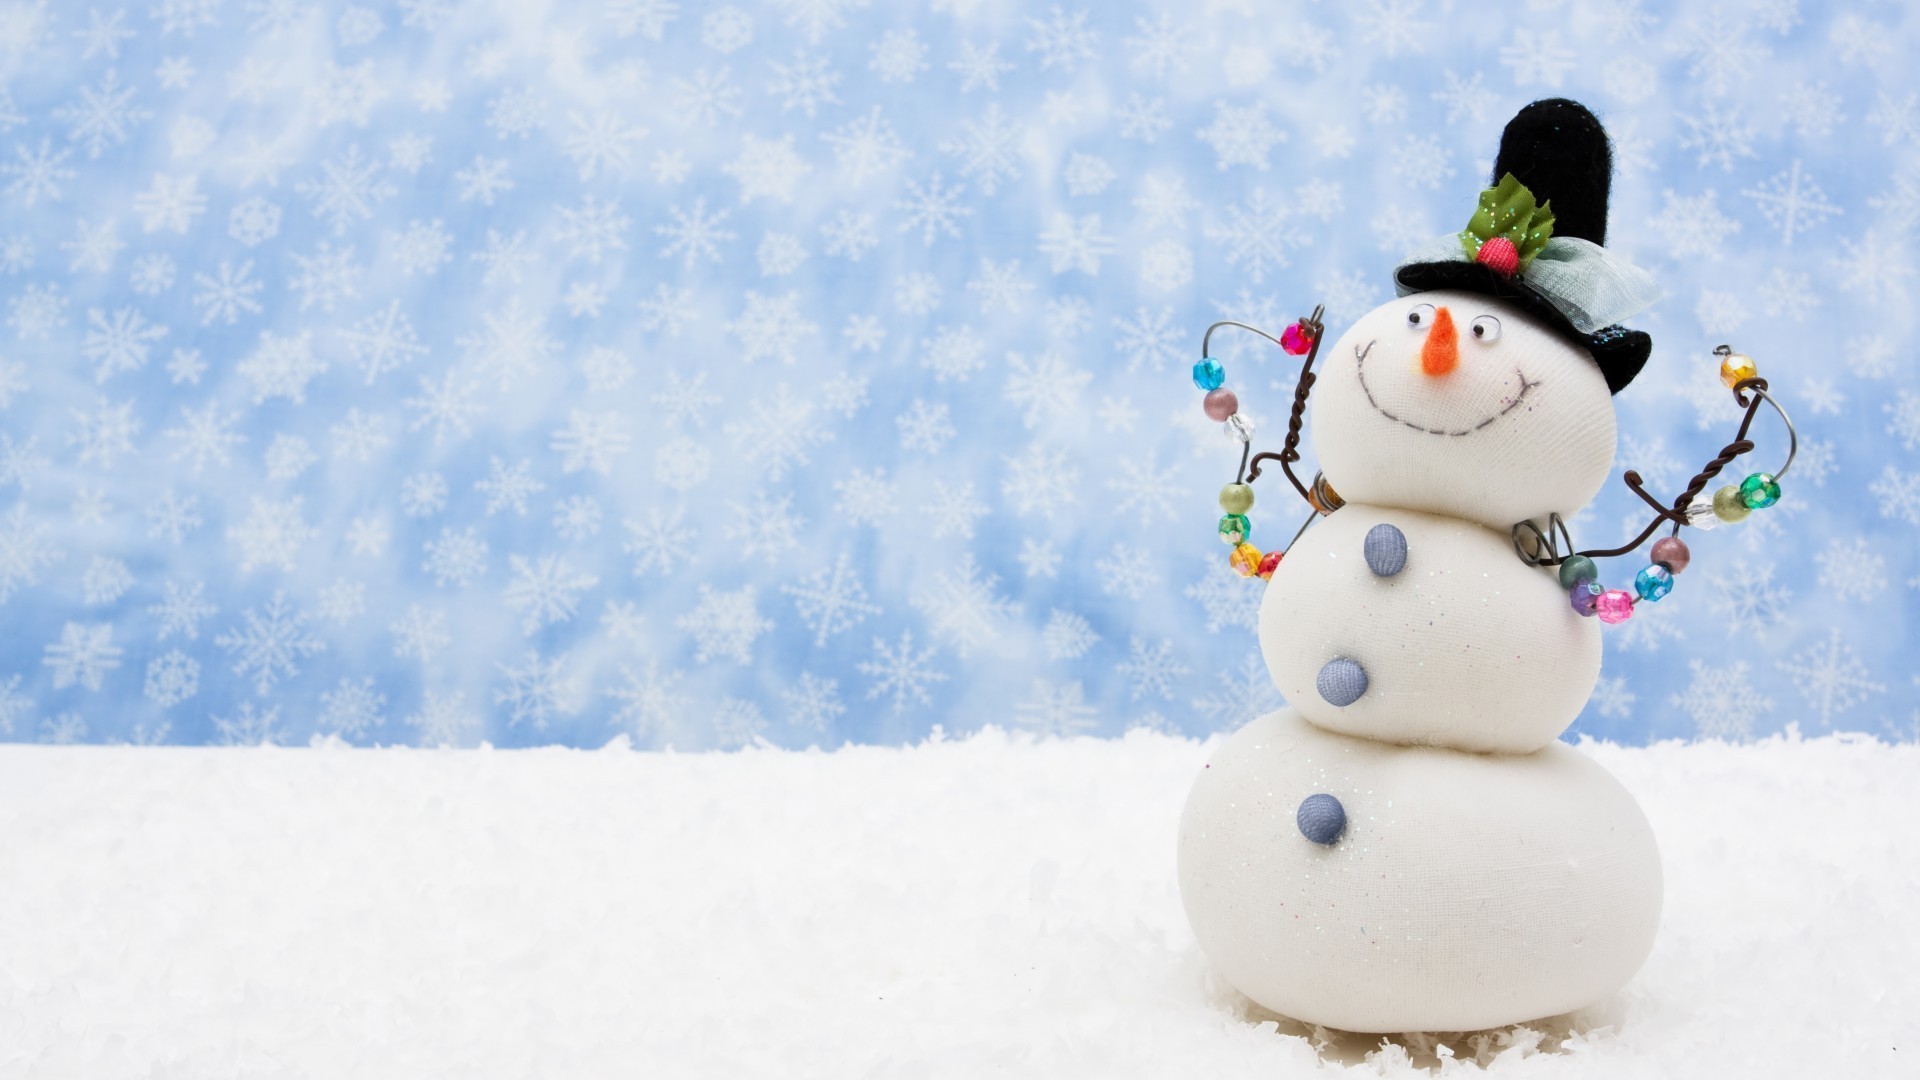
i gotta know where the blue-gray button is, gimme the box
[1297,793,1347,845]
[1316,657,1369,707]
[1364,523,1407,577]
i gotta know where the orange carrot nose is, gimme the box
[1420,306,1459,377]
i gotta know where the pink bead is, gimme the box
[1203,388,1239,421]
[1596,589,1635,625]
[1279,322,1312,355]
[1650,536,1691,574]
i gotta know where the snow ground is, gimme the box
[1,729,1915,1079]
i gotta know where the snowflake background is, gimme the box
[0,0,1914,749]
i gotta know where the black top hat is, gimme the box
[1394,99,1653,394]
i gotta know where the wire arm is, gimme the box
[1239,304,1326,506]
[1516,373,1795,566]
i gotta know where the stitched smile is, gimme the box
[1353,339,1541,437]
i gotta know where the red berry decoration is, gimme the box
[1475,236,1519,277]
[1279,322,1312,356]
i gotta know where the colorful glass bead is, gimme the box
[1218,513,1250,545]
[1192,356,1225,391]
[1229,542,1263,577]
[1650,536,1691,574]
[1280,322,1312,355]
[1718,351,1757,389]
[1255,550,1283,579]
[1712,484,1751,523]
[1203,388,1239,421]
[1596,589,1635,624]
[1219,483,1255,515]
[1739,472,1781,509]
[1635,564,1673,601]
[1686,494,1720,531]
[1570,580,1603,617]
[1223,413,1255,443]
[1557,555,1598,590]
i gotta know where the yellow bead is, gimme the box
[1718,352,1757,389]
[1229,542,1263,577]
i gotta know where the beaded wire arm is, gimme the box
[1513,350,1798,568]
[1512,344,1798,624]
[1190,308,1332,579]
[1221,306,1324,505]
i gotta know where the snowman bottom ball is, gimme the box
[1177,709,1662,1034]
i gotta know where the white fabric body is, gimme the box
[1311,290,1619,532]
[1176,291,1662,1034]
[1177,709,1664,1034]
[1259,504,1600,754]
[1395,235,1663,334]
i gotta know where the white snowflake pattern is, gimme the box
[1202,189,1291,283]
[678,584,773,664]
[43,621,123,691]
[857,631,948,715]
[781,672,845,734]
[215,591,325,696]
[143,650,198,708]
[503,554,597,634]
[1195,101,1284,171]
[80,306,166,381]
[1779,628,1887,729]
[1116,636,1189,701]
[1741,161,1841,246]
[909,554,1020,659]
[1013,679,1098,736]
[606,660,690,742]
[320,677,387,739]
[494,650,581,728]
[404,691,479,747]
[782,552,880,646]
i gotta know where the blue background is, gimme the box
[0,0,1913,747]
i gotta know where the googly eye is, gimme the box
[1406,303,1435,330]
[1470,315,1502,342]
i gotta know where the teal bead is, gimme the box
[1634,564,1673,602]
[1739,472,1781,509]
[1557,555,1598,590]
[1192,356,1225,391]
[1218,513,1250,546]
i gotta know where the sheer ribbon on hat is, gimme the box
[1394,233,1662,336]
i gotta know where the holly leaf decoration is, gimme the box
[1458,172,1556,272]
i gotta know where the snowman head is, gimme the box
[1311,290,1617,527]
[1311,99,1659,529]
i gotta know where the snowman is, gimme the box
[1177,100,1668,1034]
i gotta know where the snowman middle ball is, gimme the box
[1259,504,1599,754]
[1312,289,1619,533]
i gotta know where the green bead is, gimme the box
[1219,483,1255,515]
[1557,555,1598,590]
[1218,513,1250,545]
[1739,472,1781,509]
[1712,484,1750,524]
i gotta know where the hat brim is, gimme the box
[1394,260,1650,395]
